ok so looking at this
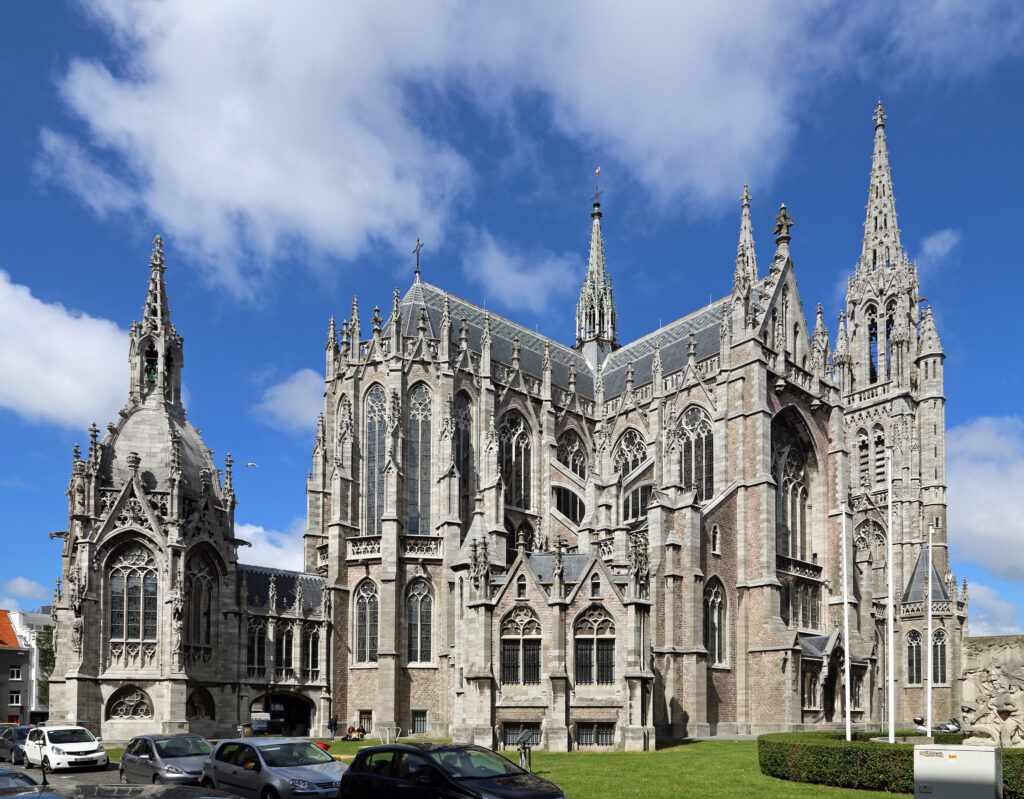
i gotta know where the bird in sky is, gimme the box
[246,462,259,468]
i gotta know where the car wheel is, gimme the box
[261,786,280,799]
[153,776,163,785]
[41,756,51,774]
[201,778,215,789]
[120,770,129,784]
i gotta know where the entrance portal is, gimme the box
[251,693,313,737]
[823,648,844,722]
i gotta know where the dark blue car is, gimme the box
[340,743,564,799]
[0,727,34,765]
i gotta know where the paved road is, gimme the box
[18,761,124,789]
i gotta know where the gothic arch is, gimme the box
[106,685,154,720]
[498,410,534,510]
[670,404,714,500]
[186,686,216,720]
[353,579,380,664]
[772,407,822,564]
[363,383,388,537]
[613,427,648,478]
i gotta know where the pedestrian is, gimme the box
[328,715,338,741]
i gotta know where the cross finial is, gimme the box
[591,166,603,205]
[740,184,752,207]
[773,203,793,242]
[412,237,424,281]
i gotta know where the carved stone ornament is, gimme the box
[962,636,1024,747]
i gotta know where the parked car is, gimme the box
[0,786,234,799]
[21,726,108,773]
[120,734,214,785]
[201,738,347,799]
[0,766,38,789]
[0,726,34,765]
[340,743,565,799]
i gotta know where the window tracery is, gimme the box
[246,618,266,676]
[364,385,387,536]
[355,581,379,663]
[501,607,542,685]
[184,552,216,660]
[406,384,432,535]
[703,580,726,666]
[302,623,320,679]
[932,629,947,684]
[556,430,587,478]
[614,429,647,476]
[454,393,474,539]
[109,545,158,643]
[107,685,153,719]
[499,412,532,509]
[406,581,432,663]
[774,440,809,561]
[676,407,714,501]
[907,630,922,684]
[574,606,615,685]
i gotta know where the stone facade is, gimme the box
[49,103,966,748]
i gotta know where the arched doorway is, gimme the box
[251,693,313,737]
[823,647,845,723]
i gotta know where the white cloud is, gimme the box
[967,583,1024,637]
[0,270,126,429]
[2,577,50,601]
[235,520,306,571]
[918,228,962,273]
[37,129,137,218]
[948,416,1024,584]
[461,230,582,315]
[0,597,21,612]
[253,369,323,433]
[44,2,1024,295]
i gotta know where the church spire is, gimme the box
[143,235,172,334]
[129,236,183,407]
[860,100,904,270]
[575,169,617,367]
[734,184,757,287]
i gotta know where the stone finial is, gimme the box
[459,318,469,350]
[268,574,277,611]
[511,336,521,371]
[962,577,969,603]
[371,306,383,337]
[224,453,234,493]
[625,361,634,391]
[686,332,697,365]
[350,296,361,339]
[340,318,350,349]
[652,340,663,376]
[88,422,100,462]
[773,203,793,246]
[326,316,337,350]
[417,306,428,336]
[568,364,577,394]
[482,312,492,348]
[392,287,401,318]
[873,99,886,129]
[72,443,81,462]
[126,451,141,476]
[542,342,552,374]
[150,235,165,270]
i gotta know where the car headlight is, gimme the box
[50,747,65,755]
[289,779,317,791]
[164,765,185,775]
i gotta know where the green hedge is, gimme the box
[758,732,1024,796]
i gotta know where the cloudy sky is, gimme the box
[1,1,1022,632]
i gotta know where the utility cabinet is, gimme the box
[914,745,1002,799]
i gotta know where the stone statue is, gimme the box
[71,614,83,654]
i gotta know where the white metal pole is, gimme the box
[843,502,852,741]
[926,523,933,737]
[887,448,895,743]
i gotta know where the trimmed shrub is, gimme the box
[1006,749,1024,799]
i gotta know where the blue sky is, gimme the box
[1,1,1023,633]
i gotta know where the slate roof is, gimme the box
[527,553,590,584]
[901,547,950,603]
[799,632,869,664]
[237,564,325,613]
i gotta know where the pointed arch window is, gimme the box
[574,606,615,685]
[677,407,714,501]
[932,629,947,684]
[407,581,432,663]
[246,618,267,676]
[907,630,922,685]
[302,623,320,679]
[516,575,527,598]
[406,384,432,535]
[501,607,542,685]
[499,412,532,509]
[275,624,294,677]
[556,430,587,478]
[553,486,585,524]
[364,386,387,536]
[183,552,216,659]
[355,582,379,664]
[703,580,726,666]
[623,484,652,523]
[454,393,474,539]
[614,429,647,476]
[109,545,158,643]
[872,425,886,487]
[867,306,879,383]
[857,429,870,489]
[885,301,896,381]
[774,441,809,561]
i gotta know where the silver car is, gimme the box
[120,734,214,785]
[202,738,346,799]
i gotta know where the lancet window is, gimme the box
[867,306,879,384]
[614,429,647,476]
[407,581,432,663]
[907,630,922,684]
[676,407,714,501]
[932,629,947,684]
[499,411,532,509]
[703,580,726,666]
[364,385,387,536]
[355,581,379,663]
[501,607,542,685]
[774,440,809,561]
[109,545,158,643]
[872,425,886,487]
[553,486,585,524]
[556,429,587,478]
[302,624,320,679]
[246,618,266,675]
[454,393,474,538]
[275,624,294,675]
[623,484,652,523]
[183,552,216,656]
[574,606,615,685]
[406,384,432,535]
[857,429,870,489]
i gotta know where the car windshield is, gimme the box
[154,737,212,758]
[13,728,32,742]
[257,742,335,768]
[428,749,525,780]
[0,774,38,788]
[47,729,96,744]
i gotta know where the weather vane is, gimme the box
[592,166,603,204]
[412,237,424,280]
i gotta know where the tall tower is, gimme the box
[840,103,964,725]
[575,197,617,368]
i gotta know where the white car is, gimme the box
[22,726,108,772]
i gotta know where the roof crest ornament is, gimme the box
[412,237,424,282]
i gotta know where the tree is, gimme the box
[36,626,55,708]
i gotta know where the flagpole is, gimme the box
[926,523,933,737]
[843,502,852,741]
[886,448,895,743]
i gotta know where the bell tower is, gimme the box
[129,235,184,410]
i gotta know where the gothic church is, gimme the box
[49,104,966,748]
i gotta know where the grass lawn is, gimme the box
[497,740,911,799]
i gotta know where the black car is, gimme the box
[0,728,34,765]
[339,743,564,799]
